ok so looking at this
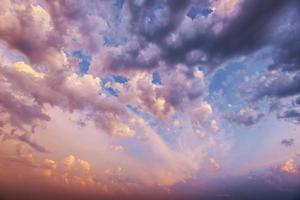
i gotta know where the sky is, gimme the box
[0,0,300,199]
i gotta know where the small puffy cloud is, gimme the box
[42,159,57,178]
[280,159,298,174]
[190,102,213,124]
[64,155,76,169]
[78,159,91,172]
[108,120,135,137]
[63,155,92,173]
[281,138,295,147]
[43,159,57,170]
[223,108,264,126]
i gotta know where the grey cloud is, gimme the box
[268,2,300,72]
[223,108,264,126]
[161,0,288,67]
[239,2,300,123]
[2,132,48,153]
[128,0,191,43]
[242,72,300,100]
[278,109,300,123]
[0,88,50,129]
[281,138,294,147]
[107,0,293,71]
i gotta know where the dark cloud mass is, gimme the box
[161,0,289,67]
[108,0,294,71]
[239,1,300,123]
[128,0,191,43]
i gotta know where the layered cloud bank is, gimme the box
[0,0,300,199]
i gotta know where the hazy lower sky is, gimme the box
[0,0,300,199]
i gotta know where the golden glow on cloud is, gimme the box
[14,61,44,79]
[211,0,242,17]
[78,159,91,172]
[280,159,298,174]
[210,120,220,133]
[64,155,76,169]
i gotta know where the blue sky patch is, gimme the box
[70,50,91,75]
[152,71,162,85]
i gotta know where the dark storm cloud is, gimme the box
[268,1,300,72]
[108,0,193,71]
[109,0,293,71]
[240,1,300,123]
[161,0,289,67]
[128,0,191,43]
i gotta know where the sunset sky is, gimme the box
[0,0,300,199]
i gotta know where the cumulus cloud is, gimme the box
[0,59,130,137]
[78,159,91,172]
[116,65,206,119]
[223,108,264,126]
[101,0,292,72]
[43,159,57,170]
[2,0,298,195]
